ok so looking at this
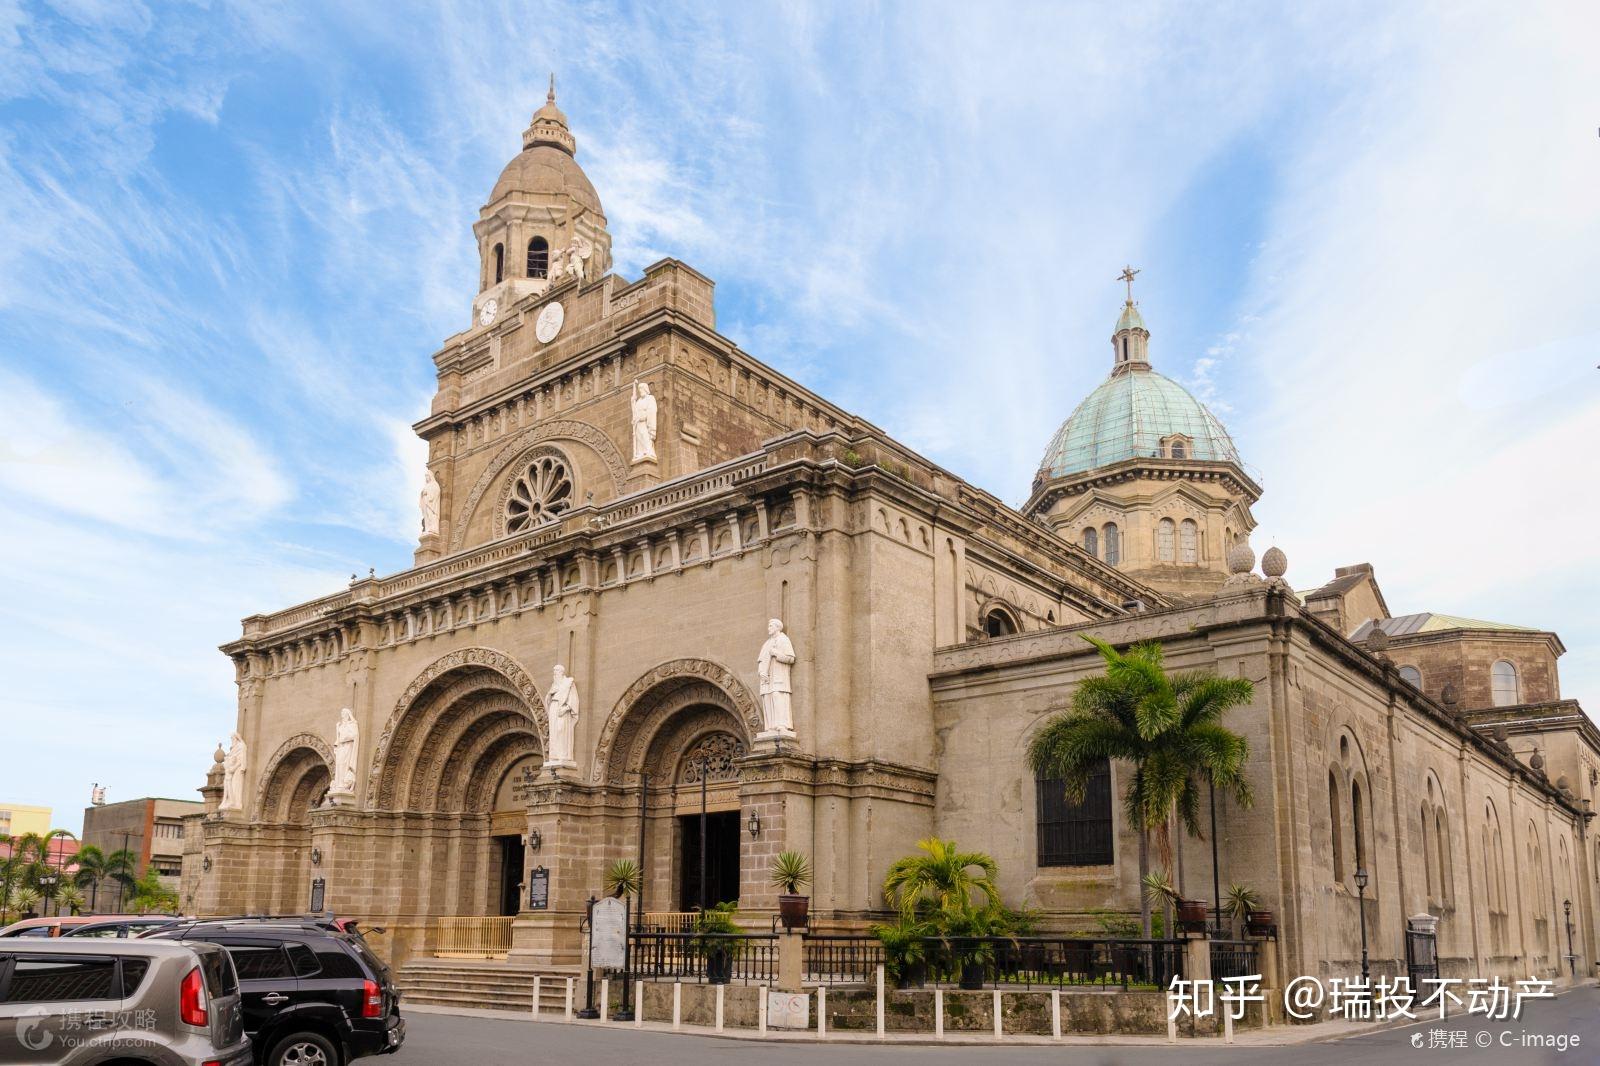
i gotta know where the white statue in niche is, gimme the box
[631,381,658,463]
[331,708,359,797]
[420,467,441,537]
[544,665,579,769]
[220,732,248,812]
[757,618,796,738]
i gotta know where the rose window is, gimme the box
[506,455,573,532]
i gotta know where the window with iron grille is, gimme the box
[1036,759,1114,866]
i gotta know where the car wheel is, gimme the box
[268,1031,339,1066]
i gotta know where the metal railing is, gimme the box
[803,934,885,985]
[1208,939,1260,981]
[639,911,698,934]
[434,916,514,957]
[628,930,776,985]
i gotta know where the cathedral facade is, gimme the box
[186,92,1599,985]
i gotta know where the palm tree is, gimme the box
[0,839,23,924]
[55,885,85,916]
[106,849,139,912]
[70,845,109,911]
[1027,635,1254,937]
[882,838,1002,923]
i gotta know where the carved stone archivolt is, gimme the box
[593,659,762,784]
[678,733,746,784]
[451,421,628,551]
[256,732,333,823]
[366,647,548,809]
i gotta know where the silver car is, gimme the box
[0,938,250,1065]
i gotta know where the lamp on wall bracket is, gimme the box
[310,847,322,866]
[528,829,542,852]
[747,810,762,839]
[202,855,212,873]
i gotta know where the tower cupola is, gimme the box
[1111,265,1150,372]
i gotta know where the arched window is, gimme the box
[1398,666,1422,688]
[1082,526,1098,558]
[1157,518,1176,563]
[1102,523,1120,566]
[1329,771,1345,882]
[1351,779,1367,878]
[527,236,549,279]
[1179,519,1199,564]
[1036,759,1114,866]
[1491,661,1520,706]
[984,609,1018,638]
[493,242,505,284]
[1171,440,1187,459]
[1421,803,1436,900]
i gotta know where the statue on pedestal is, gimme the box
[757,618,796,739]
[220,732,248,813]
[330,708,359,799]
[544,665,579,769]
[420,467,441,537]
[631,381,658,463]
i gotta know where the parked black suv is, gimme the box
[149,919,403,1066]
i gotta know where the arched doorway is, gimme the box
[598,661,760,915]
[368,650,545,921]
[255,735,332,913]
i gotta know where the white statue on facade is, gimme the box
[331,708,359,798]
[544,665,579,769]
[631,381,658,463]
[220,732,248,812]
[757,618,796,739]
[551,236,591,287]
[420,467,441,537]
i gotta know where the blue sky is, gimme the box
[2,1,1597,836]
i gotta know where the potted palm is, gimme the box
[769,851,812,930]
[872,918,933,988]
[604,859,641,900]
[1223,883,1261,937]
[694,901,740,984]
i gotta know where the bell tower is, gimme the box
[470,76,612,329]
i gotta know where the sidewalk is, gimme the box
[403,1000,1434,1048]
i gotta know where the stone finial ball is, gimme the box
[1261,545,1288,578]
[213,744,227,764]
[1530,751,1545,770]
[1227,540,1255,575]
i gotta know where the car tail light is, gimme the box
[180,966,209,1027]
[362,978,383,1018]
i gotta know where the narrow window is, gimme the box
[1179,519,1198,564]
[527,236,549,279]
[1329,772,1344,882]
[1082,527,1098,558]
[1435,808,1450,903]
[1102,523,1120,566]
[1421,803,1436,900]
[1157,518,1176,563]
[1171,440,1187,459]
[1352,780,1367,876]
[1037,760,1114,866]
[1491,661,1520,707]
[1121,337,1128,362]
[493,243,505,284]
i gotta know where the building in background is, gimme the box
[82,797,204,890]
[0,804,52,838]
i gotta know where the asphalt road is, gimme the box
[388,984,1599,1065]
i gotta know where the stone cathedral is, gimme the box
[185,89,1600,987]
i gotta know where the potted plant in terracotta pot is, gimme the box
[604,859,641,900]
[769,851,812,930]
[1223,883,1261,938]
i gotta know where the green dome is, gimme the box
[1036,367,1241,480]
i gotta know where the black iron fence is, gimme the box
[803,935,885,986]
[627,930,776,985]
[1208,939,1260,981]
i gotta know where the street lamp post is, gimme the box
[1564,898,1576,977]
[38,873,59,917]
[1354,867,1371,985]
[1209,773,1222,934]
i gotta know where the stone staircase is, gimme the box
[396,957,578,1014]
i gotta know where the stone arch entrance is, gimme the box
[600,662,759,915]
[253,735,333,913]
[367,648,546,921]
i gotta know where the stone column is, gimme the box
[511,778,612,966]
